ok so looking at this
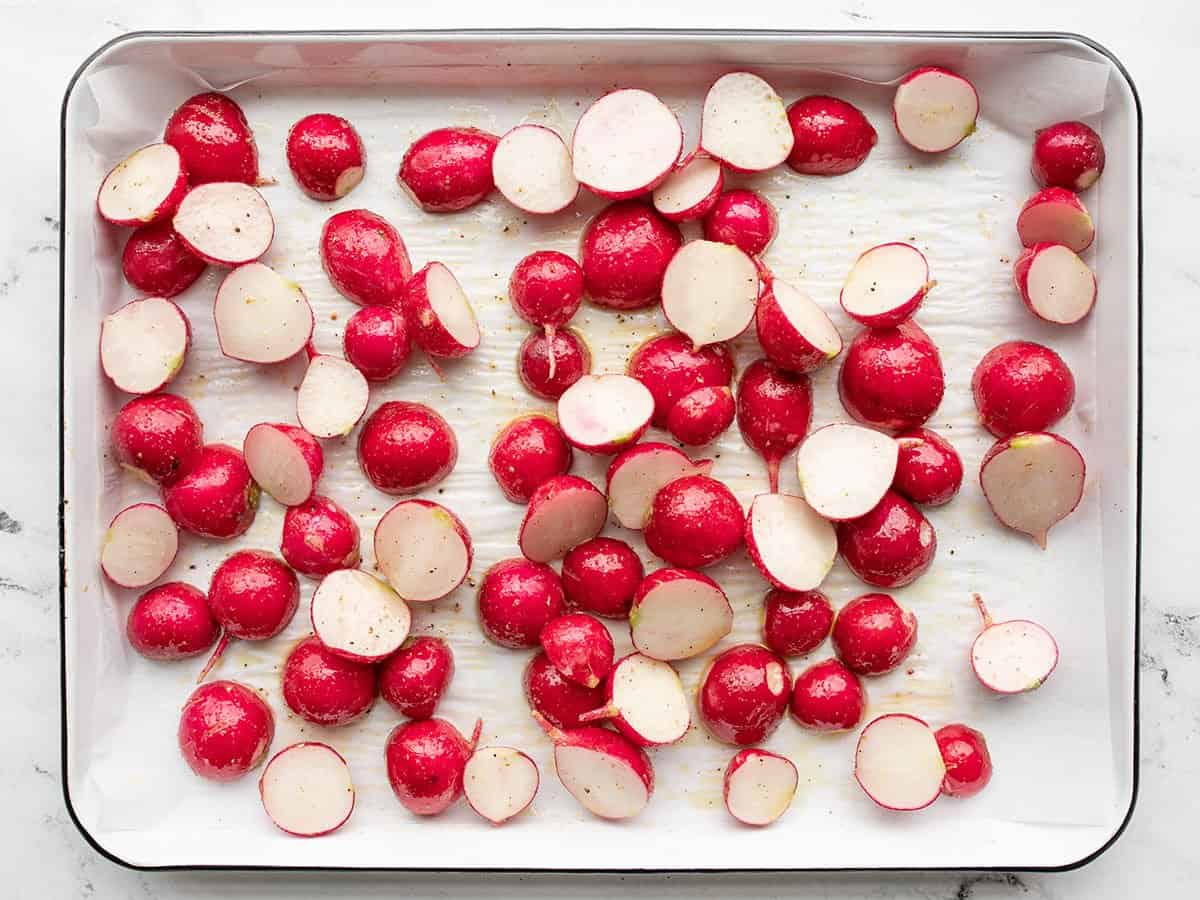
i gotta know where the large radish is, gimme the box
[737,359,813,492]
[979,432,1085,547]
[399,127,498,212]
[786,95,877,175]
[280,494,361,577]
[477,558,566,650]
[259,742,355,837]
[213,263,313,364]
[832,592,917,676]
[111,393,203,485]
[243,423,323,506]
[178,680,274,781]
[892,67,979,154]
[572,89,682,199]
[385,717,481,815]
[561,537,644,620]
[1032,121,1105,192]
[790,658,865,732]
[557,374,654,455]
[493,124,578,214]
[661,240,759,349]
[97,143,188,227]
[164,92,260,185]
[357,401,457,495]
[893,428,963,506]
[795,423,898,521]
[605,442,712,530]
[854,713,945,811]
[100,502,178,589]
[282,635,377,726]
[970,594,1059,694]
[296,351,370,439]
[972,341,1076,437]
[126,582,219,661]
[580,201,681,310]
[310,568,412,663]
[161,443,258,539]
[837,490,937,588]
[518,475,606,563]
[629,567,733,661]
[343,305,411,381]
[121,220,207,298]
[198,549,298,681]
[286,113,365,201]
[703,189,778,257]
[374,499,472,602]
[488,414,574,504]
[578,652,689,746]
[100,298,190,395]
[700,72,793,172]
[172,182,274,266]
[379,637,454,720]
[644,474,744,569]
[698,644,792,746]
[763,589,834,658]
[744,493,837,592]
[668,386,735,447]
[533,713,654,820]
[839,321,944,433]
[320,209,412,307]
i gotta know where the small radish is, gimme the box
[790,658,865,732]
[979,432,1085,548]
[385,717,481,815]
[854,713,945,811]
[311,568,412,663]
[755,279,843,374]
[644,475,744,569]
[744,493,837,592]
[763,589,834,658]
[489,414,573,504]
[343,305,411,382]
[840,242,932,328]
[629,567,732,661]
[626,331,734,428]
[357,401,457,495]
[244,422,323,506]
[477,558,566,649]
[286,113,365,200]
[1013,242,1098,325]
[164,92,260,185]
[698,644,792,746]
[524,651,607,730]
[667,385,735,446]
[178,680,273,781]
[259,742,355,837]
[100,298,190,395]
[161,443,259,539]
[374,499,472,602]
[100,502,178,589]
[892,67,979,154]
[463,746,540,825]
[786,95,877,175]
[97,143,188,226]
[839,321,944,433]
[296,352,370,439]
[893,428,963,506]
[213,263,314,364]
[702,189,778,257]
[971,595,1059,693]
[402,262,481,361]
[578,652,689,746]
[723,749,798,827]
[398,127,498,212]
[541,613,614,687]
[111,393,203,485]
[737,358,813,493]
[280,494,361,577]
[795,423,898,521]
[509,250,584,379]
[580,201,682,311]
[172,182,274,266]
[518,475,606,562]
[972,341,1076,438]
[282,635,377,726]
[126,582,219,660]
[571,89,682,199]
[652,152,723,222]
[831,592,917,676]
[533,713,654,820]
[935,723,993,798]
[518,327,591,400]
[1032,120,1105,192]
[561,537,644,619]
[662,240,759,349]
[380,636,454,720]
[493,124,578,214]
[838,490,937,588]
[605,442,712,530]
[199,549,299,681]
[700,72,793,173]
[1016,188,1095,252]
[320,209,412,308]
[557,373,653,455]
[121,221,207,298]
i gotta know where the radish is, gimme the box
[518,475,606,562]
[97,143,188,227]
[379,636,454,720]
[385,717,481,815]
[100,298,190,395]
[493,124,578,214]
[100,502,178,588]
[839,321,944,433]
[342,305,411,382]
[571,89,682,199]
[838,490,936,588]
[463,746,540,825]
[893,428,963,506]
[259,742,355,837]
[723,749,798,827]
[518,327,591,400]
[578,652,689,746]
[540,613,614,688]
[374,499,472,602]
[178,680,273,782]
[489,414,573,504]
[785,95,877,176]
[286,113,365,200]
[973,341,1076,438]
[282,635,377,726]
[310,568,412,663]
[831,592,917,676]
[839,242,932,328]
[509,250,584,379]
[477,557,566,649]
[199,549,299,681]
[164,92,260,185]
[213,263,313,364]
[626,331,734,428]
[698,644,792,746]
[702,189,778,257]
[1032,120,1105,192]
[790,658,865,732]
[172,182,274,266]
[891,67,979,154]
[126,582,219,660]
[557,373,653,455]
[121,221,207,298]
[667,385,735,446]
[357,401,457,495]
[1013,242,1097,325]
[1016,188,1095,252]
[795,423,898,520]
[736,359,813,493]
[854,714,945,811]
[700,72,793,173]
[744,493,837,592]
[296,352,370,439]
[979,432,1085,548]
[763,588,834,658]
[161,443,259,539]
[652,152,723,222]
[524,651,607,730]
[561,537,644,619]
[398,127,498,212]
[661,240,759,348]
[280,494,361,577]
[111,393,203,485]
[644,474,744,569]
[533,713,654,820]
[402,262,481,361]
[605,442,712,530]
[243,422,323,506]
[970,594,1060,693]
[629,567,732,661]
[320,209,412,308]
[935,723,993,798]
[580,201,682,310]
[755,279,843,375]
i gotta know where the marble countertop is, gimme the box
[4,0,1194,897]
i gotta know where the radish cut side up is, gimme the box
[892,68,979,153]
[558,374,654,454]
[631,576,732,661]
[652,155,723,220]
[1018,244,1097,324]
[519,482,607,563]
[607,444,712,530]
[571,89,682,199]
[311,568,412,662]
[972,619,1059,694]
[724,750,798,826]
[98,143,187,226]
[700,73,794,172]
[661,240,759,348]
[100,298,190,395]
[980,433,1085,547]
[259,742,354,837]
[555,744,650,820]
[214,263,314,364]
[100,503,178,588]
[854,714,945,811]
[840,243,930,326]
[493,125,578,215]
[296,355,370,438]
[374,501,471,602]
[172,182,274,266]
[745,494,837,592]
[796,424,899,520]
[463,747,540,824]
[243,424,316,506]
[606,654,689,745]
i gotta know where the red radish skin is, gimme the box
[979,432,1086,548]
[667,386,735,446]
[373,499,473,603]
[790,658,865,732]
[509,250,584,377]
[280,494,361,578]
[380,636,455,720]
[893,428,963,506]
[518,475,607,563]
[343,305,411,382]
[258,742,355,838]
[644,475,744,569]
[831,592,917,676]
[533,713,654,820]
[403,262,481,360]
[839,321,945,433]
[838,490,936,588]
[463,746,540,825]
[763,589,834,657]
[972,341,1076,438]
[755,279,843,375]
[854,713,945,811]
[282,635,377,727]
[201,550,299,681]
[112,393,203,485]
[700,72,794,173]
[358,401,457,495]
[561,537,644,619]
[737,358,813,492]
[1016,188,1095,253]
[1013,242,1098,326]
[518,327,591,400]
[970,595,1060,693]
[629,567,733,661]
[121,221,206,297]
[243,422,322,507]
[399,127,498,213]
[891,67,979,154]
[286,113,365,200]
[541,613,615,688]
[385,717,481,816]
[524,652,607,730]
[578,652,690,746]
[786,95,878,175]
[557,373,654,455]
[627,331,734,428]
[652,152,724,222]
[580,201,682,311]
[477,558,567,649]
[935,723,993,798]
[100,502,179,589]
[320,209,412,308]
[571,89,682,199]
[605,442,713,531]
[661,240,760,349]
[164,92,260,185]
[179,681,274,781]
[492,124,578,215]
[100,298,191,395]
[161,443,259,539]
[1032,121,1105,192]
[489,415,573,504]
[97,143,189,227]
[127,582,219,661]
[699,644,792,746]
[172,182,274,266]
[723,748,798,826]
[839,242,932,329]
[702,190,778,257]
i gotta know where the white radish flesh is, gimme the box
[1017,197,1095,253]
[557,374,654,454]
[1020,244,1097,324]
[724,751,798,826]
[423,262,481,352]
[796,424,899,520]
[296,355,369,438]
[463,747,540,824]
[607,445,711,530]
[520,483,607,563]
[493,125,578,215]
[572,89,682,199]
[555,744,649,819]
[243,424,316,507]
[972,618,1059,694]
[173,182,274,266]
[100,298,190,394]
[765,281,842,361]
[100,503,178,588]
[97,143,187,226]
[700,73,794,172]
[661,240,759,348]
[841,243,930,324]
[745,494,837,592]
[980,433,1085,548]
[374,501,471,602]
[259,742,355,837]
[631,576,732,661]
[311,568,412,661]
[892,68,979,153]
[595,654,689,745]
[854,714,945,811]
[214,263,314,364]
[652,155,723,220]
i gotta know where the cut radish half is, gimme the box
[723,749,798,826]
[571,89,682,200]
[605,442,712,530]
[519,475,607,563]
[404,262,481,360]
[534,715,654,820]
[173,182,274,266]
[892,67,979,153]
[756,279,843,374]
[100,503,178,588]
[700,73,794,173]
[1016,188,1095,253]
[854,714,945,811]
[840,243,932,328]
[100,298,190,395]
[97,143,188,226]
[214,263,314,364]
[652,154,724,222]
[630,568,733,661]
[243,423,322,506]
[493,125,578,215]
[557,374,654,455]
[1014,242,1097,325]
[580,653,689,746]
[970,595,1059,694]
[980,432,1085,548]
[745,494,837,592]
[374,499,471,602]
[259,742,354,837]
[310,568,412,663]
[661,240,759,348]
[796,424,899,521]
[296,354,369,439]
[463,746,540,825]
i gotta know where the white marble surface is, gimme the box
[1,0,1194,897]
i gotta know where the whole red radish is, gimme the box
[533,713,654,820]
[723,748,798,826]
[891,67,979,154]
[477,558,566,649]
[935,723,993,798]
[838,490,936,588]
[1016,187,1095,253]
[580,201,682,311]
[893,428,963,506]
[524,652,606,730]
[121,221,206,297]
[509,251,584,374]
[127,582,219,661]
[702,189,777,257]
[518,475,607,563]
[281,635,376,727]
[561,537,644,619]
[763,589,834,657]
[357,401,457,495]
[755,279,843,374]
[380,636,455,720]
[161,443,258,539]
[627,331,734,427]
[839,322,944,433]
[789,657,865,732]
[402,262,481,361]
[1013,242,1097,325]
[243,422,323,507]
[1032,120,1105,192]
[644,475,744,569]
[972,341,1076,438]
[518,327,591,400]
[979,432,1085,548]
[286,113,365,200]
[100,298,191,395]
[831,592,917,676]
[343,305,411,382]
[112,393,203,485]
[203,550,299,681]
[786,95,877,175]
[178,680,274,781]
[488,415,573,504]
[385,717,481,815]
[399,127,498,212]
[698,644,792,746]
[737,358,813,492]
[541,613,614,688]
[320,209,412,308]
[97,143,189,227]
[668,386,735,446]
[164,92,260,185]
[280,494,361,577]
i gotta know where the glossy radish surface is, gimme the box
[893,428,963,506]
[561,537,644,619]
[629,567,732,661]
[795,423,898,520]
[534,715,654,820]
[652,153,723,221]
[178,680,274,781]
[477,558,566,649]
[282,635,377,726]
[161,443,259,539]
[1032,120,1105,192]
[854,714,945,811]
[580,201,681,310]
[97,143,188,226]
[737,359,813,492]
[667,385,735,446]
[342,305,411,381]
[280,494,361,577]
[100,502,178,589]
[399,127,498,212]
[126,582,218,661]
[286,113,365,200]
[172,182,274,266]
[463,746,540,824]
[524,652,607,730]
[571,89,682,199]
[310,568,412,663]
[557,373,653,455]
[518,327,591,400]
[1016,188,1095,252]
[970,595,1059,693]
[755,279,842,374]
[403,262,481,359]
[700,72,793,172]
[100,298,190,394]
[626,331,734,427]
[320,208,412,307]
[243,423,323,507]
[358,401,457,495]
[508,251,584,342]
[518,475,607,563]
[164,92,259,185]
[489,414,573,504]
[786,95,877,175]
[206,550,299,654]
[581,652,689,746]
[121,220,207,298]
[840,242,931,328]
[892,67,978,153]
[385,717,480,815]
[831,592,917,676]
[112,393,203,484]
[745,493,836,592]
[296,354,370,439]
[644,475,744,569]
[763,589,834,657]
[493,124,578,214]
[935,723,993,798]
[374,499,472,602]
[839,321,944,432]
[259,742,355,837]
[379,636,454,720]
[790,658,865,732]
[723,749,798,826]
[702,189,778,257]
[541,613,614,687]
[214,263,313,364]
[605,442,711,530]
[661,240,759,348]
[837,490,937,588]
[699,644,792,746]
[972,341,1076,437]
[1013,242,1097,325]
[979,432,1085,547]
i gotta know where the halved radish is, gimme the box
[891,67,979,153]
[311,568,411,662]
[518,475,607,563]
[533,713,654,820]
[723,749,798,827]
[661,240,759,348]
[403,262,481,361]
[259,742,355,838]
[100,298,190,395]
[579,652,689,746]
[172,182,274,266]
[629,568,732,661]
[571,89,682,199]
[243,423,323,506]
[541,613,614,687]
[745,493,837,592]
[493,124,578,215]
[214,263,314,363]
[840,243,932,328]
[100,503,178,588]
[296,353,369,439]
[1014,242,1097,325]
[1032,121,1105,192]
[979,432,1085,548]
[796,424,898,521]
[97,143,188,227]
[1016,188,1095,253]
[755,279,843,374]
[463,747,540,825]
[557,374,654,455]
[700,72,794,173]
[652,153,723,222]
[374,499,472,602]
[854,714,945,811]
[970,594,1059,694]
